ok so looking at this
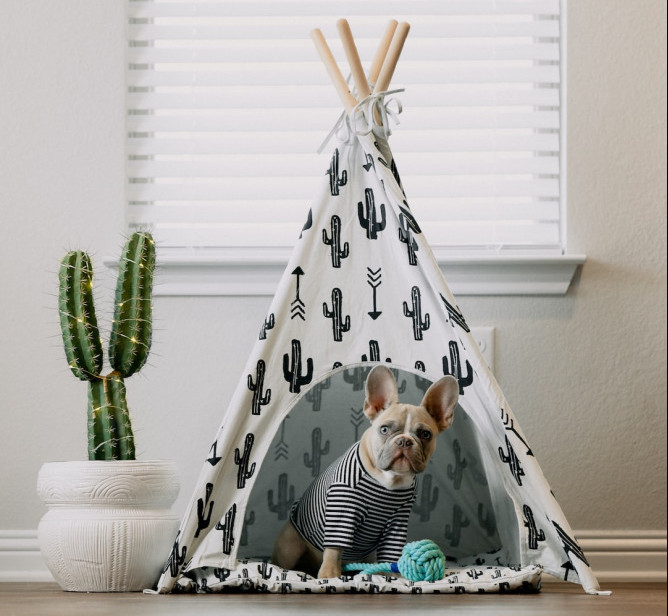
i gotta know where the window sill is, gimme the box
[104,248,585,297]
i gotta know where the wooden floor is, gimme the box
[0,582,665,616]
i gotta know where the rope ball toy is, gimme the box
[343,539,446,582]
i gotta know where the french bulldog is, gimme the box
[271,364,459,579]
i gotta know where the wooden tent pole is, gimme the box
[373,21,410,94]
[336,18,370,100]
[368,20,398,87]
[310,28,357,114]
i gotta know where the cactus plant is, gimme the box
[58,231,156,461]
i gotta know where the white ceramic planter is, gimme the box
[37,460,180,592]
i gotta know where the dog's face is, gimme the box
[362,365,459,480]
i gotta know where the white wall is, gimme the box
[0,0,665,563]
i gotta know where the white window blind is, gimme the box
[126,0,565,256]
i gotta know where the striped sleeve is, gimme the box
[322,482,365,550]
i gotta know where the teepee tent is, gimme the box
[155,21,602,595]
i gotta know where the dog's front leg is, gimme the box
[317,547,343,579]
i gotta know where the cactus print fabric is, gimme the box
[170,559,542,594]
[155,127,602,594]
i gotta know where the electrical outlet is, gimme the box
[470,327,495,371]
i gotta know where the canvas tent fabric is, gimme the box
[154,115,603,594]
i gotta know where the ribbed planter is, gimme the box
[37,460,180,592]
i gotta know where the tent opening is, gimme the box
[239,363,519,566]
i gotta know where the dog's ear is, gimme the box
[421,376,459,432]
[364,365,399,420]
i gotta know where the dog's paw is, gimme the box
[317,563,342,579]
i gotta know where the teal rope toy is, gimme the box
[343,539,446,582]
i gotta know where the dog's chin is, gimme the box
[380,450,424,475]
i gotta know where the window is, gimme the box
[125,0,582,295]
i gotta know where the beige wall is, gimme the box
[0,0,665,539]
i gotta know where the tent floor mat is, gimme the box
[170,560,543,594]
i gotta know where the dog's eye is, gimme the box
[379,426,390,435]
[419,429,432,441]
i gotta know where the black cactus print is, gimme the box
[403,286,430,340]
[523,505,546,550]
[282,339,313,393]
[195,482,214,538]
[234,433,257,489]
[362,340,391,363]
[322,215,349,268]
[358,188,386,239]
[442,340,474,394]
[163,530,187,577]
[498,435,525,486]
[342,366,370,391]
[446,439,468,490]
[248,359,271,416]
[304,427,330,477]
[413,474,439,522]
[268,473,295,520]
[323,288,351,342]
[257,561,274,580]
[259,313,275,340]
[327,148,347,196]
[304,377,331,412]
[478,503,496,537]
[445,504,470,547]
[215,504,236,555]
[398,213,419,265]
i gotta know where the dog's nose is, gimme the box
[396,436,414,449]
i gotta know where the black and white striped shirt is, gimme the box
[290,442,416,562]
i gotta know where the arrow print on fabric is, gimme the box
[291,267,306,320]
[363,153,374,172]
[367,267,383,320]
[274,420,289,461]
[207,441,222,466]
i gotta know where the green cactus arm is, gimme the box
[109,232,156,377]
[88,377,112,460]
[106,373,135,460]
[87,374,135,461]
[58,251,103,381]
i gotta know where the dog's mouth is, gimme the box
[380,447,424,474]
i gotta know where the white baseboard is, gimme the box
[1,529,665,584]
[563,530,667,584]
[0,531,53,583]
